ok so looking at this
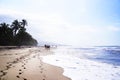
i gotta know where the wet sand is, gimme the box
[0,47,71,80]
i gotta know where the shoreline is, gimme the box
[0,46,34,50]
[0,47,71,80]
[42,46,120,80]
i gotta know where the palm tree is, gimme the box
[18,19,27,33]
[11,20,21,36]
[0,19,38,46]
[0,23,13,45]
[21,19,27,28]
[0,23,9,34]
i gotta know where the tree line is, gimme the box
[0,19,38,46]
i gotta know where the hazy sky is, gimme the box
[0,0,120,46]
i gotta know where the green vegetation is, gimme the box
[0,19,38,46]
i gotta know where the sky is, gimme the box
[0,0,120,46]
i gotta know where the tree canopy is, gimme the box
[0,19,38,46]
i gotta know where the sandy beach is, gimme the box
[0,47,71,80]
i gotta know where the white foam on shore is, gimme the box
[42,47,120,80]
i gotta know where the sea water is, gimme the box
[42,46,120,80]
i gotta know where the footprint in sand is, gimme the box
[6,63,12,70]
[3,71,7,76]
[23,67,26,69]
[19,72,23,75]
[19,69,22,71]
[6,66,10,70]
[0,70,3,72]
[39,65,42,68]
[16,75,20,78]
[22,65,24,67]
[22,65,26,69]
[6,62,10,64]
[19,69,23,74]
[0,70,7,78]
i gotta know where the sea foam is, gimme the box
[43,46,120,80]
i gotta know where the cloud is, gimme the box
[0,7,120,46]
[107,26,120,31]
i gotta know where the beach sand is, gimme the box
[0,47,71,80]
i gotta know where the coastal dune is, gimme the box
[0,47,71,80]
